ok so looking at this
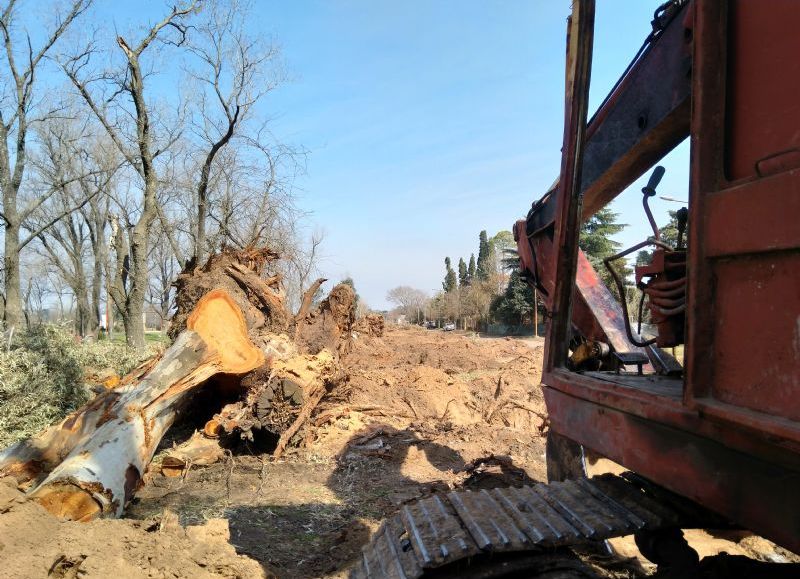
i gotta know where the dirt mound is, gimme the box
[0,477,268,578]
[335,326,546,432]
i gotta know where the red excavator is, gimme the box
[355,1,800,576]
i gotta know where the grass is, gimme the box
[105,330,170,344]
[0,325,161,447]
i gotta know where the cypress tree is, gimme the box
[458,257,468,287]
[443,257,457,292]
[476,230,491,280]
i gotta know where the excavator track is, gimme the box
[351,473,694,578]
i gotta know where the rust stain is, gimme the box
[95,392,122,428]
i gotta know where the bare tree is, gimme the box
[32,118,119,335]
[283,229,324,312]
[386,286,429,323]
[147,223,177,328]
[186,0,283,265]
[81,153,114,332]
[63,2,200,348]
[0,0,92,330]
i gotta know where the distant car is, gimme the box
[443,322,456,331]
[425,321,437,329]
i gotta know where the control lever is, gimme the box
[642,165,665,240]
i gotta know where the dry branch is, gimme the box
[295,277,327,323]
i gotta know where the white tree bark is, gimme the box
[2,289,263,521]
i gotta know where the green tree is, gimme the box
[458,257,469,287]
[579,208,630,296]
[443,257,457,293]
[467,254,476,281]
[490,270,536,325]
[657,210,681,247]
[476,230,491,280]
[579,208,625,260]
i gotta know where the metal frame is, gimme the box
[534,0,800,553]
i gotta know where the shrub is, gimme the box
[0,325,159,447]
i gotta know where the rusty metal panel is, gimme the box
[524,2,692,237]
[579,1,692,218]
[704,171,800,257]
[725,0,800,181]
[543,0,595,373]
[545,386,800,554]
[686,0,800,429]
[709,252,800,421]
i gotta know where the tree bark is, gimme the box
[3,224,22,329]
[1,289,263,520]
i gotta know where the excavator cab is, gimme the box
[528,0,800,561]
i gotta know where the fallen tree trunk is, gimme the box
[2,290,262,520]
[0,247,355,520]
[0,356,165,490]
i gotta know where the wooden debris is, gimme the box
[0,247,355,520]
[294,277,327,323]
[353,313,384,337]
[15,290,263,520]
[161,432,226,478]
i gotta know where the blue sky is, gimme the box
[85,1,690,309]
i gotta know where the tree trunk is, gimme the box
[91,263,102,332]
[2,289,263,520]
[124,294,145,350]
[3,224,23,330]
[74,278,92,337]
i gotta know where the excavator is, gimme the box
[354,1,800,577]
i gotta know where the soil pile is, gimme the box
[310,325,548,477]
[0,477,268,578]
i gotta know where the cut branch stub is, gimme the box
[25,289,263,521]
